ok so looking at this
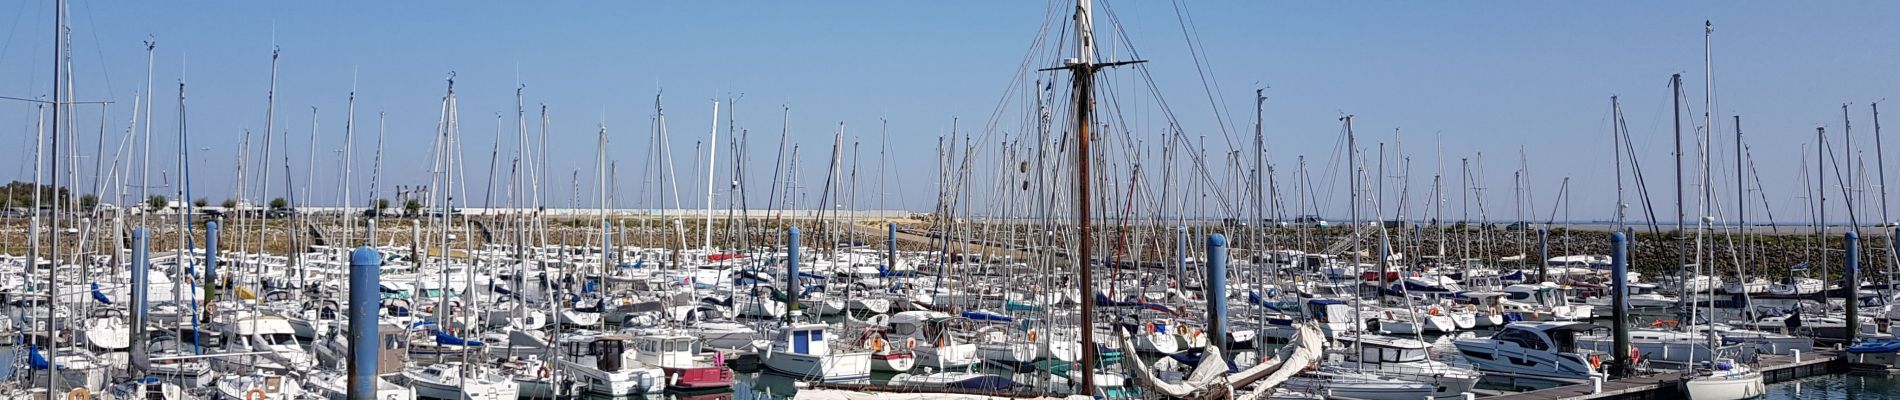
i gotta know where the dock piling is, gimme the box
[1206,233,1228,355]
[1611,231,1631,376]
[205,221,219,304]
[348,246,383,400]
[1538,228,1549,282]
[787,227,801,321]
[1847,230,1861,341]
[129,228,150,374]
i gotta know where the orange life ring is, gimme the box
[1589,354,1602,370]
[66,388,89,400]
[870,337,886,352]
[246,387,267,400]
[1429,307,1441,316]
[906,337,917,349]
[1027,329,1039,342]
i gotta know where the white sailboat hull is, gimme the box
[762,350,872,382]
[1684,371,1764,400]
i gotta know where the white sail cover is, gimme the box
[1235,322,1326,400]
[1120,321,1325,399]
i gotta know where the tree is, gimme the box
[221,199,238,209]
[403,199,422,216]
[145,195,168,211]
[0,181,68,209]
[375,198,391,211]
[193,198,209,208]
[269,197,289,210]
[79,194,98,211]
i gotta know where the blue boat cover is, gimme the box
[434,330,483,346]
[946,376,1016,391]
[1848,341,1900,354]
[28,344,50,370]
[92,282,112,305]
[962,310,1013,322]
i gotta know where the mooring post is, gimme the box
[1206,233,1229,355]
[887,222,897,273]
[1847,230,1861,342]
[1538,228,1550,282]
[366,218,376,246]
[347,246,383,400]
[204,221,219,304]
[1610,231,1632,377]
[787,227,801,322]
[128,228,150,375]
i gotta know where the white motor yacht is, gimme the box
[1453,321,1605,383]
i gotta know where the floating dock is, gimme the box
[1484,350,1842,400]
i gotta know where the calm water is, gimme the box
[1765,373,1900,400]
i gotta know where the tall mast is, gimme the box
[1672,73,1687,306]
[140,39,156,229]
[1068,0,1103,392]
[598,124,610,280]
[1735,115,1753,314]
[342,87,357,245]
[1253,89,1266,253]
[1697,21,1713,354]
[704,100,720,256]
[45,0,66,392]
[1877,102,1890,225]
[255,47,280,276]
[1819,126,1828,291]
[1612,96,1625,230]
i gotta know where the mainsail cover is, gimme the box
[1120,321,1324,399]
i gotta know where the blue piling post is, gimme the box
[1206,233,1229,355]
[129,229,150,373]
[1847,231,1861,342]
[1610,232,1631,376]
[205,221,219,304]
[787,227,801,322]
[1538,228,1550,283]
[348,246,383,400]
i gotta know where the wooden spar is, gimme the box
[1041,0,1143,392]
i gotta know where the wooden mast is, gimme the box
[1055,0,1140,392]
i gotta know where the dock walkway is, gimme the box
[1483,351,1840,400]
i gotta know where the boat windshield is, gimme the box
[1549,329,1581,353]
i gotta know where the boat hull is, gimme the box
[1683,371,1764,400]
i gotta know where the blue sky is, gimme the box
[3,1,1898,224]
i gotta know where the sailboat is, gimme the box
[1680,22,1764,400]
